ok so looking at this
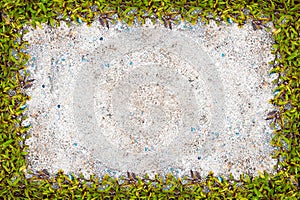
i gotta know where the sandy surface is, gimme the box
[22,19,278,180]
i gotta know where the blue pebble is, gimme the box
[144,147,149,151]
[68,174,74,181]
[77,18,82,24]
[235,132,239,136]
[129,61,133,65]
[273,90,280,96]
[42,84,45,88]
[191,127,196,132]
[269,72,275,76]
[221,53,225,57]
[197,156,201,160]
[105,63,110,68]
[99,37,103,41]
[20,104,27,110]
[57,105,61,108]
[227,18,233,24]
[73,143,78,147]
[81,56,88,62]
[217,176,223,182]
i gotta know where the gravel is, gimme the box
[22,18,278,180]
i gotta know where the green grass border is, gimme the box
[0,0,299,199]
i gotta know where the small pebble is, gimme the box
[20,104,27,110]
[273,90,280,96]
[217,176,223,182]
[24,124,31,128]
[227,18,233,24]
[68,174,74,181]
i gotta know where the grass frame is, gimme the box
[0,0,299,199]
